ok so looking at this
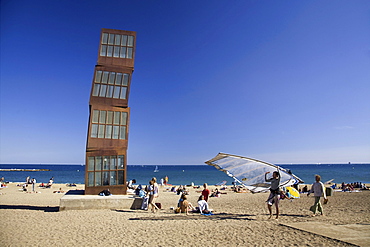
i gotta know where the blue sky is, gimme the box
[1,0,369,165]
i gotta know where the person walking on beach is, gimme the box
[265,170,281,219]
[307,175,327,216]
[148,178,159,213]
[32,178,36,192]
[202,183,211,202]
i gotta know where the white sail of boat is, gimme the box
[154,165,159,172]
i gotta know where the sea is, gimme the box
[0,163,369,186]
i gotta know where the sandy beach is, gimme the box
[1,183,369,246]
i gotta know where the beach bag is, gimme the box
[141,197,148,210]
[175,207,181,213]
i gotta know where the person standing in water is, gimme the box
[265,170,281,219]
[307,175,327,216]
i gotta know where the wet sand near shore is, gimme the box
[1,183,369,246]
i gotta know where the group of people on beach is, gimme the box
[132,171,366,219]
[340,182,368,191]
[265,170,327,219]
[133,179,213,215]
[175,183,212,215]
[18,176,54,192]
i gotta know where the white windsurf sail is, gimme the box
[205,153,304,193]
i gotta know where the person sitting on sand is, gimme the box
[210,188,221,197]
[284,189,291,199]
[265,170,281,219]
[45,178,53,188]
[178,194,195,215]
[307,175,327,216]
[301,185,308,193]
[127,179,136,189]
[197,195,211,214]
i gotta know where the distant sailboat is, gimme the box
[154,165,159,172]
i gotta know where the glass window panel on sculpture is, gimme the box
[120,87,127,99]
[91,124,98,138]
[92,84,100,97]
[102,72,109,83]
[127,48,133,59]
[110,156,117,170]
[106,111,113,124]
[118,170,124,185]
[113,46,120,58]
[121,35,127,46]
[105,125,112,139]
[114,34,121,45]
[103,156,110,170]
[88,172,94,186]
[100,45,107,56]
[121,112,127,125]
[119,126,126,140]
[123,74,129,86]
[107,46,113,57]
[112,126,119,139]
[95,172,102,186]
[108,72,115,85]
[110,171,117,185]
[99,111,106,124]
[113,86,120,98]
[106,85,113,98]
[103,172,109,186]
[98,125,105,138]
[118,155,124,169]
[88,157,95,171]
[128,36,134,46]
[113,112,120,125]
[95,156,102,170]
[102,33,108,44]
[95,71,102,82]
[115,73,122,85]
[99,85,107,97]
[120,47,126,58]
[92,110,99,123]
[108,33,114,45]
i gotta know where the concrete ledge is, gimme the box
[59,190,138,210]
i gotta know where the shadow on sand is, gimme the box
[128,212,256,221]
[0,205,59,212]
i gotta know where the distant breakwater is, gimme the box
[0,169,51,172]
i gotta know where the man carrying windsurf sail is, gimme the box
[205,153,304,219]
[265,169,281,219]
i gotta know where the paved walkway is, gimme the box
[281,222,370,247]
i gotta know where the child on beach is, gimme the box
[265,170,281,219]
[307,175,327,216]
